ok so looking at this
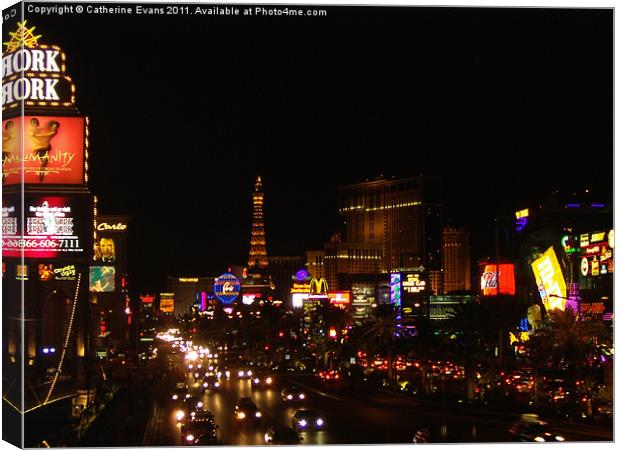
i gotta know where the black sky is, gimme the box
[5,3,613,294]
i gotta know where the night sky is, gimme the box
[3,2,613,294]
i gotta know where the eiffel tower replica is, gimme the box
[244,176,275,298]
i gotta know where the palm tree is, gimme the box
[359,314,397,382]
[528,307,611,405]
[443,301,492,401]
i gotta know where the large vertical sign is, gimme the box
[531,247,567,311]
[90,216,129,293]
[390,273,401,308]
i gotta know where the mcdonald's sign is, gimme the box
[309,277,329,296]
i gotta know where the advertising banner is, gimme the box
[2,194,90,259]
[2,116,85,185]
[480,263,516,296]
[531,247,567,311]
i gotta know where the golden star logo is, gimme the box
[3,21,42,53]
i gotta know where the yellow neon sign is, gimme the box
[3,21,42,53]
[531,247,567,311]
[515,208,529,219]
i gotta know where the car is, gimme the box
[181,421,219,446]
[188,409,216,425]
[175,396,204,424]
[264,426,303,444]
[234,397,262,422]
[317,369,341,381]
[281,386,306,402]
[171,386,189,403]
[509,414,566,442]
[237,368,254,379]
[291,409,326,431]
[201,376,221,392]
[252,373,275,390]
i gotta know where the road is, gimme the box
[141,366,613,445]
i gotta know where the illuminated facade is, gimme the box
[1,23,94,433]
[306,249,326,279]
[248,175,269,269]
[338,176,443,273]
[166,276,214,315]
[442,227,471,293]
[323,241,384,291]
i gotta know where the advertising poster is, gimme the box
[89,266,116,292]
[2,115,85,185]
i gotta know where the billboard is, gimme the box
[160,293,175,313]
[2,194,90,259]
[2,116,85,185]
[89,266,115,292]
[480,263,516,296]
[328,291,351,306]
[531,247,567,311]
[578,230,614,277]
[402,273,427,294]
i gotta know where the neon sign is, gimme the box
[290,282,311,294]
[294,269,309,281]
[214,273,240,304]
[97,222,127,231]
[2,22,76,111]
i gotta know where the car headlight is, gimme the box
[203,382,209,388]
[316,418,324,426]
[172,394,178,400]
[197,401,203,408]
[214,382,220,387]
[299,419,307,427]
[299,393,305,399]
[185,394,191,399]
[248,370,253,376]
[186,434,194,442]
[534,437,545,442]
[238,412,246,419]
[238,371,244,377]
[176,411,185,421]
[255,411,262,418]
[266,377,272,384]
[556,436,565,442]
[287,394,293,400]
[254,378,260,384]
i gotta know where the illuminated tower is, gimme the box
[248,176,269,269]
